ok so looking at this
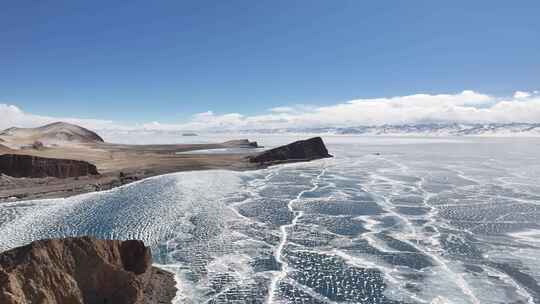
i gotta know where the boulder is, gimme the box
[249,137,332,164]
[0,154,99,178]
[0,236,177,304]
[31,141,45,150]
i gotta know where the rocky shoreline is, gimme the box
[0,123,333,304]
[0,123,332,202]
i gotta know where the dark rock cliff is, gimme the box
[223,139,259,148]
[0,236,177,304]
[249,137,332,164]
[0,154,99,178]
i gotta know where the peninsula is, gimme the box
[0,122,331,201]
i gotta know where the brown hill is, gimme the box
[0,122,104,149]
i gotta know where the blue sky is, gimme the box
[1,1,539,126]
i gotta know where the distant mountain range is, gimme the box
[74,123,540,140]
[234,123,540,137]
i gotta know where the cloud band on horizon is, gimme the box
[1,90,539,132]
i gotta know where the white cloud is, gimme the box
[173,90,540,130]
[269,106,295,113]
[269,104,316,114]
[0,104,121,131]
[2,90,540,134]
[513,91,532,99]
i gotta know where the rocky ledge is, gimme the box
[222,139,259,148]
[248,136,332,165]
[0,154,99,178]
[0,236,177,304]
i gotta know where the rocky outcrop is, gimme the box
[0,236,177,304]
[0,154,99,178]
[248,137,332,164]
[223,139,259,148]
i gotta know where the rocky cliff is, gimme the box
[0,237,177,304]
[0,154,99,178]
[249,137,332,164]
[222,139,259,148]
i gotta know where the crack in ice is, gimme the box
[267,165,327,304]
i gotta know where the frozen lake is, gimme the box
[1,136,540,303]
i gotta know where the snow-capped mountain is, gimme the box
[235,123,540,137]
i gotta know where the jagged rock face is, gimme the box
[0,154,99,178]
[0,237,177,304]
[249,137,332,164]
